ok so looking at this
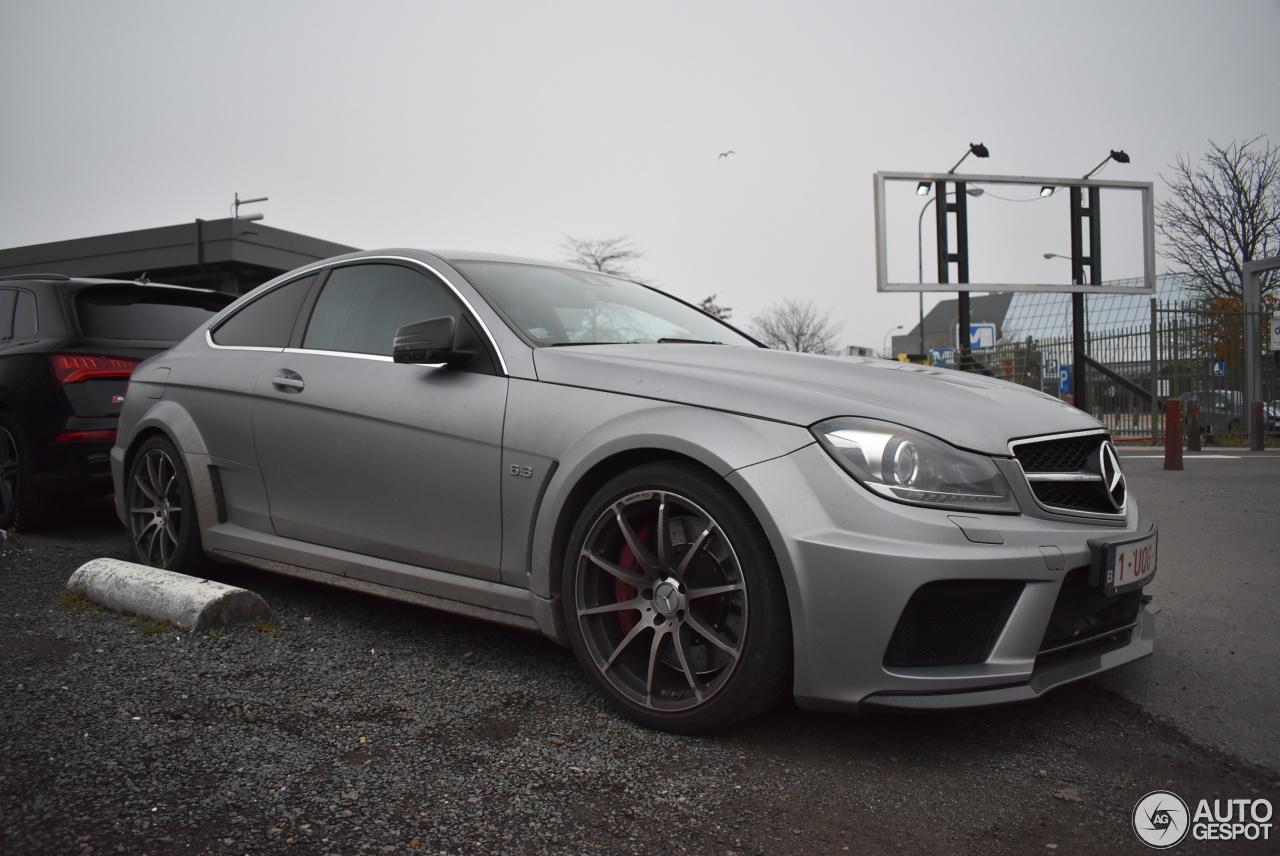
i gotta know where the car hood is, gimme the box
[532,344,1101,456]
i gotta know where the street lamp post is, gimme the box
[883,325,904,359]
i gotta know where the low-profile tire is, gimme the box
[126,435,204,571]
[0,413,54,532]
[562,461,792,733]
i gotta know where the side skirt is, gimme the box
[214,549,544,634]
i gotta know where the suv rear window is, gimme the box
[74,286,233,341]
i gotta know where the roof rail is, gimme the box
[0,273,72,282]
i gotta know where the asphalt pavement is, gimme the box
[1100,447,1280,772]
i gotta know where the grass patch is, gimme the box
[129,614,177,635]
[58,590,97,614]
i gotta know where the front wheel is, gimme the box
[126,436,203,571]
[562,462,791,733]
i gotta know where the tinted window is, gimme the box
[0,289,15,340]
[455,261,758,347]
[303,264,463,356]
[13,291,37,338]
[75,286,233,341]
[211,275,316,348]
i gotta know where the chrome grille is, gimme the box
[1011,431,1127,518]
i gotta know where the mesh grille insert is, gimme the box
[1040,566,1143,655]
[1013,433,1123,516]
[884,580,1024,668]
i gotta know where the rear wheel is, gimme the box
[0,414,53,531]
[126,436,203,571]
[562,462,791,733]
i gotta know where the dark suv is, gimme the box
[0,274,234,530]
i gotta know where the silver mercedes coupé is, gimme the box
[112,249,1158,733]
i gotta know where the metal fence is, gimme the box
[959,302,1278,443]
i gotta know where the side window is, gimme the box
[0,289,16,341]
[12,291,37,339]
[302,264,463,356]
[211,275,316,348]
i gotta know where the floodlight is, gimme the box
[947,143,991,174]
[916,181,931,196]
[1083,149,1131,180]
[1040,186,1055,197]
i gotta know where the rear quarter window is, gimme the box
[74,286,233,341]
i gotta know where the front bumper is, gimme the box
[728,443,1157,713]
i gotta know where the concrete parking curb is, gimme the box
[67,558,272,632]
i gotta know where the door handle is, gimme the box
[272,371,305,393]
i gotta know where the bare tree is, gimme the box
[1156,136,1280,301]
[749,298,843,354]
[560,236,643,278]
[697,293,732,320]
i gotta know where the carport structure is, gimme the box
[0,219,357,295]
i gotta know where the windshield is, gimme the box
[454,262,759,348]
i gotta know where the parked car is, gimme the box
[112,250,1158,733]
[1178,390,1280,436]
[0,274,234,529]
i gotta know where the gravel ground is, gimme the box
[2,503,1276,855]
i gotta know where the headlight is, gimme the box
[812,417,1019,513]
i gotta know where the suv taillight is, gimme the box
[51,354,141,384]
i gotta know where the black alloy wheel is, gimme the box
[0,414,52,532]
[127,436,202,570]
[563,462,791,733]
[0,421,19,530]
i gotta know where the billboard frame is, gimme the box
[874,171,1156,295]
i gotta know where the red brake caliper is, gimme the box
[614,525,649,633]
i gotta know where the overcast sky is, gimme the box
[2,0,1278,351]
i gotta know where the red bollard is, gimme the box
[1164,398,1184,471]
[1251,401,1266,452]
[1186,402,1201,452]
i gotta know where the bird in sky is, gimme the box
[718,150,735,159]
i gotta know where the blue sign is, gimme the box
[929,348,956,367]
[1058,365,1072,395]
[1209,360,1226,377]
[969,323,997,349]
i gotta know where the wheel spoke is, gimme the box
[655,493,669,572]
[671,627,706,702]
[602,620,650,670]
[578,596,645,617]
[614,506,658,575]
[135,518,163,564]
[675,522,716,577]
[684,611,741,659]
[686,581,745,600]
[644,623,673,705]
[583,547,647,585]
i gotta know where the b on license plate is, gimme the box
[1102,528,1157,596]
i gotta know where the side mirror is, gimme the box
[392,316,474,365]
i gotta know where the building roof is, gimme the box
[0,219,358,294]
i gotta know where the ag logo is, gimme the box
[1133,790,1189,848]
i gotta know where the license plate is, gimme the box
[1099,527,1158,596]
